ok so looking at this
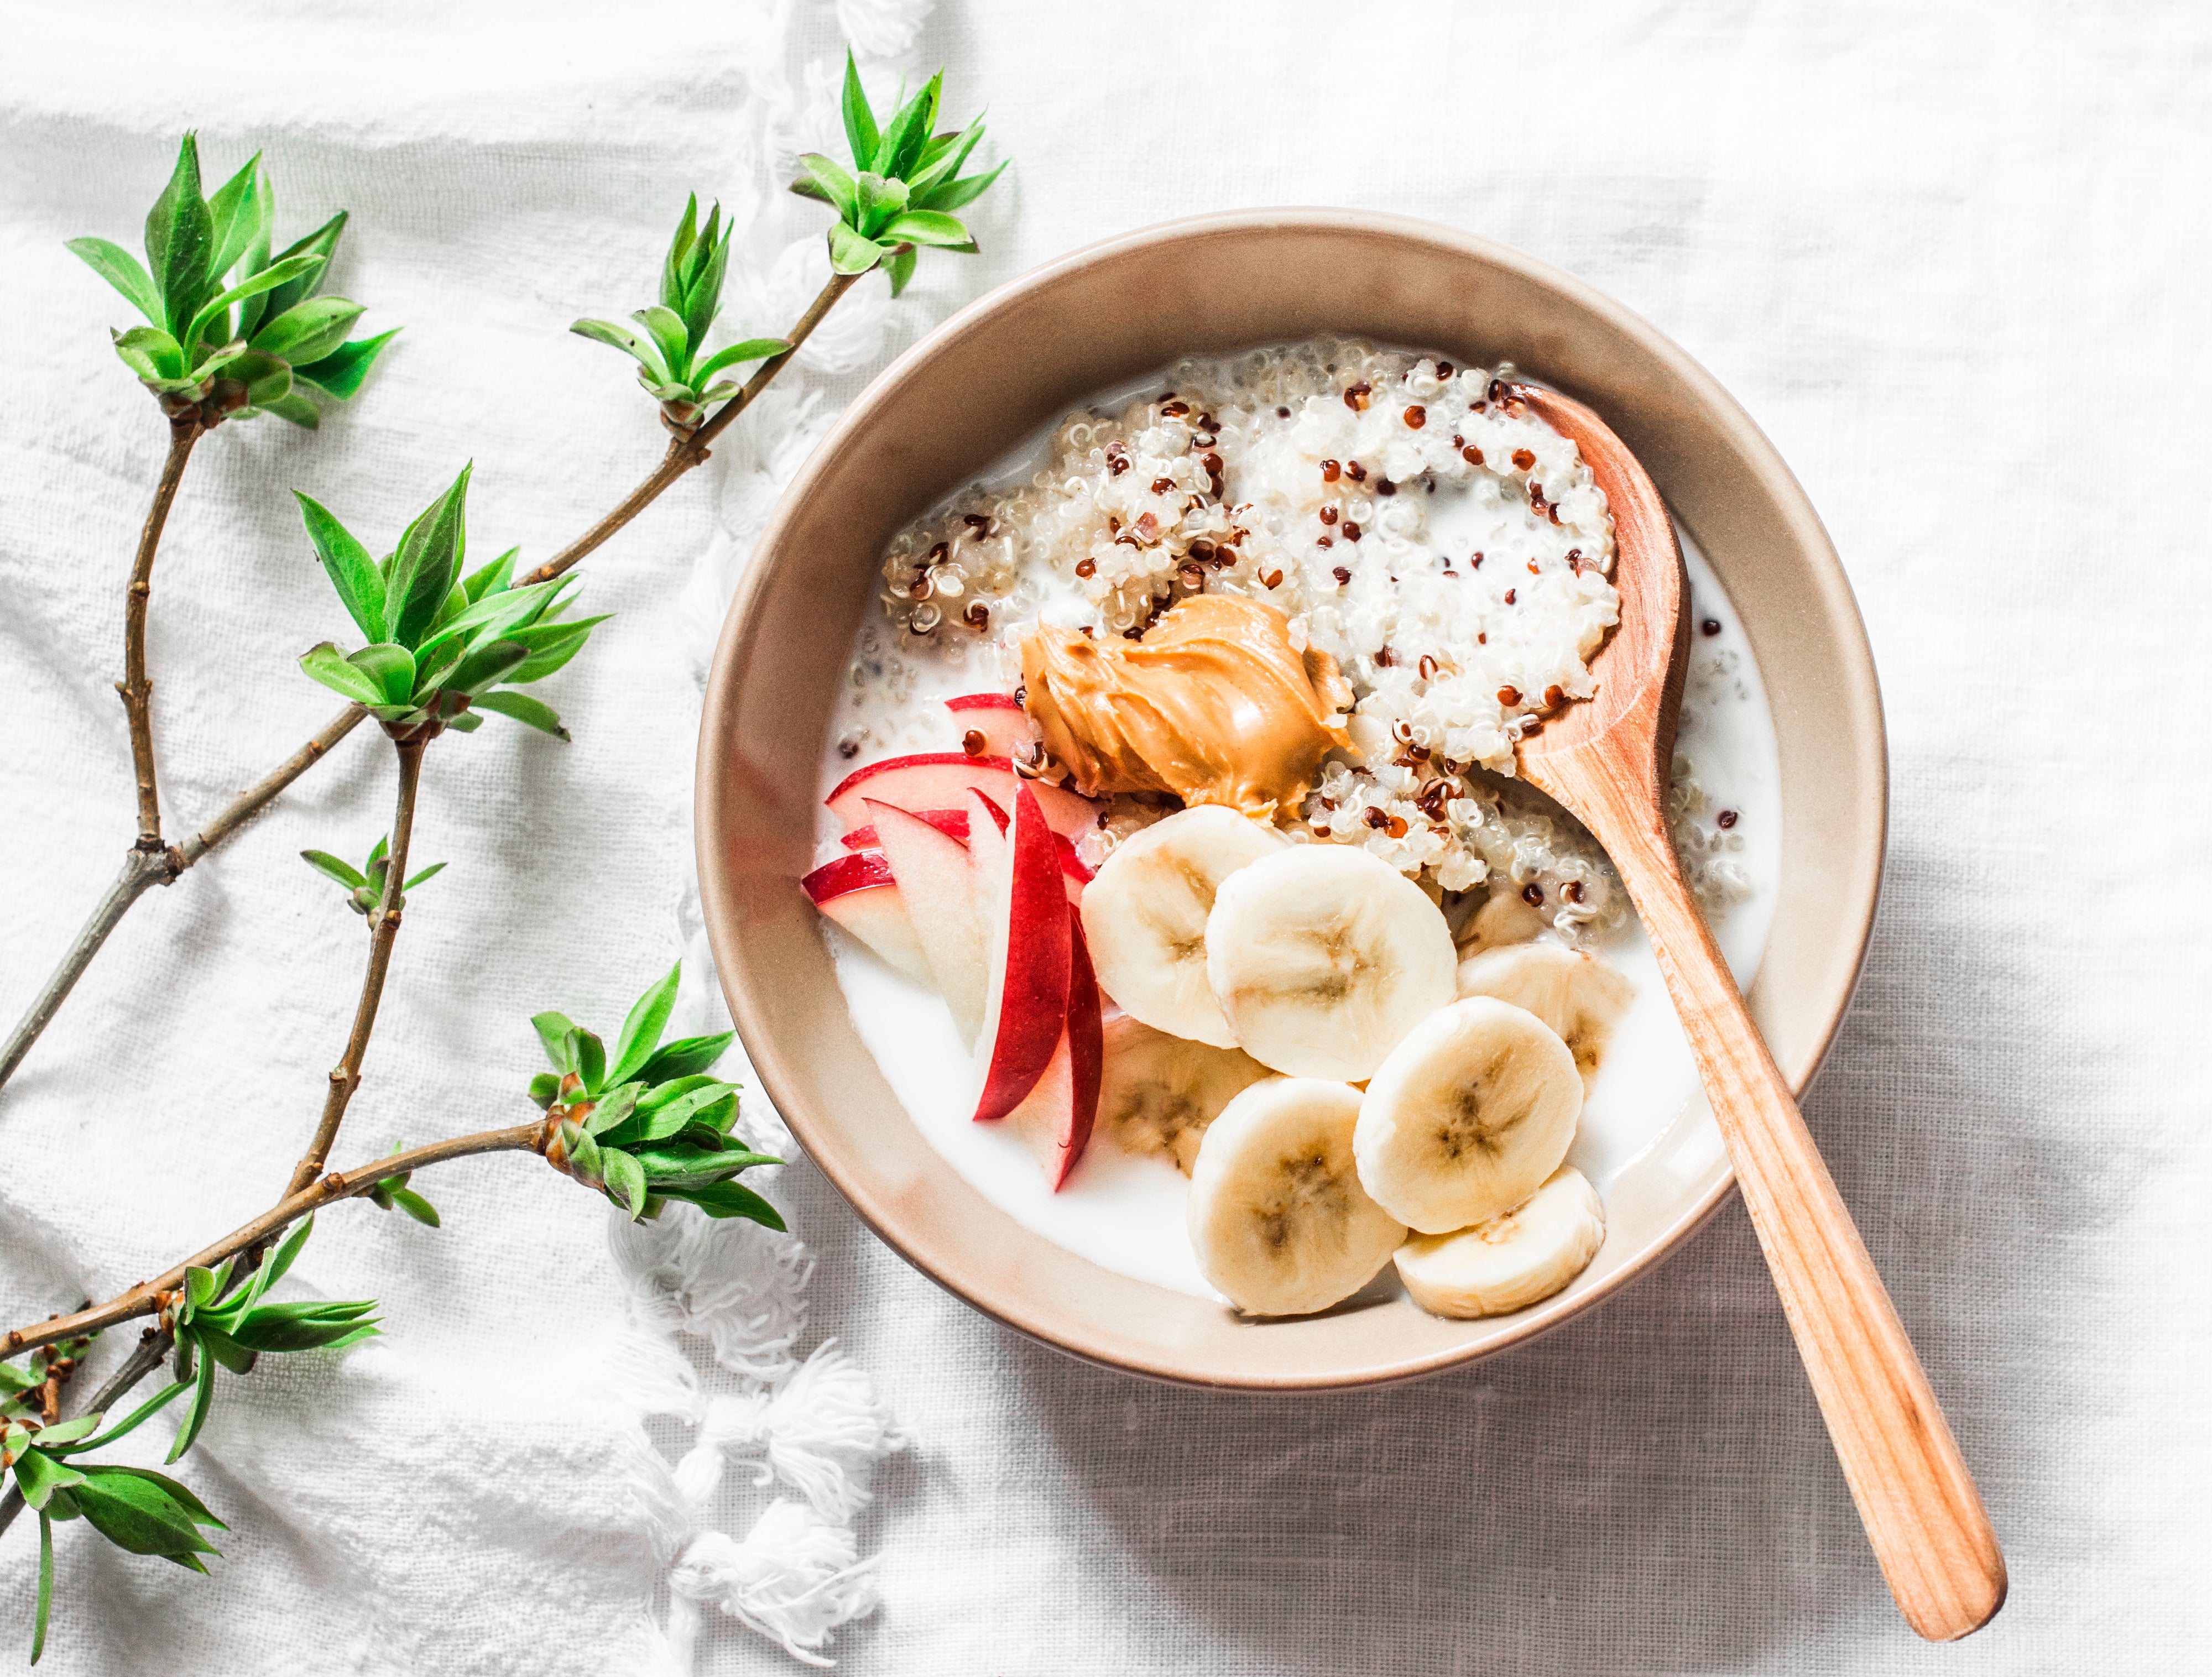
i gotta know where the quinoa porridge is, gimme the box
[805,341,1778,1315]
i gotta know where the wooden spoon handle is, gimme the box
[1604,811,2007,1641]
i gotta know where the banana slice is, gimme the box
[1187,1077,1407,1316]
[1097,1013,1271,1174]
[1454,943,1635,1088]
[1203,845,1457,1081]
[1456,884,1548,952]
[1392,1165,1606,1318]
[1081,805,1287,1047]
[1354,996,1581,1234]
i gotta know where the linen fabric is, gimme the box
[0,1,2203,1673]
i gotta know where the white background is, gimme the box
[0,1,2205,1671]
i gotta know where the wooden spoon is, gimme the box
[1512,384,2007,1642]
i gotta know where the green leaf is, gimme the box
[459,547,517,605]
[877,72,942,182]
[294,492,388,642]
[665,1179,786,1230]
[346,643,418,706]
[503,617,606,685]
[262,211,349,322]
[470,689,570,740]
[610,964,680,1085]
[29,1417,98,1449]
[391,1188,440,1227]
[195,1324,256,1376]
[441,636,531,697]
[184,251,322,354]
[637,1031,736,1083]
[0,1362,39,1396]
[572,1028,606,1095]
[582,1081,643,1137]
[571,317,667,381]
[528,1071,562,1109]
[228,1299,379,1354]
[854,171,910,237]
[660,193,700,312]
[675,205,728,356]
[794,153,859,222]
[184,1266,221,1315]
[71,1465,225,1559]
[906,118,983,198]
[602,1149,650,1220]
[111,325,185,383]
[252,295,367,367]
[884,245,918,299]
[384,464,473,650]
[827,222,886,277]
[67,237,161,323]
[566,1129,605,1187]
[204,151,267,281]
[411,576,569,666]
[880,210,975,250]
[403,860,445,890]
[146,134,213,341]
[291,327,400,402]
[914,156,1006,215]
[298,641,385,706]
[301,849,367,889]
[841,51,880,167]
[531,1012,577,1074]
[33,1512,52,1664]
[11,1448,86,1512]
[693,337,787,381]
[259,391,323,429]
[631,305,692,384]
[262,1214,315,1293]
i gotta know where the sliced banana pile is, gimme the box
[1082,803,1636,1323]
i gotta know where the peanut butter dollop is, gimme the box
[1019,594,1351,818]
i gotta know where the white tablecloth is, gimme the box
[1,1,2203,1671]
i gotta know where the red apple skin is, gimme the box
[864,797,989,1041]
[824,752,1098,839]
[971,782,1072,1124]
[1003,906,1104,1190]
[945,692,1037,760]
[842,803,1091,896]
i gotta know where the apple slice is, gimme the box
[801,854,932,986]
[970,782,1072,1123]
[946,692,1038,760]
[1004,908,1104,1189]
[842,804,1092,900]
[825,752,1098,840]
[864,798,988,1042]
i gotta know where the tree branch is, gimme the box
[283,734,425,1198]
[1,1122,546,1363]
[516,271,857,587]
[0,703,370,1094]
[119,419,202,847]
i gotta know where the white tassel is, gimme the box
[608,1203,815,1382]
[669,1500,879,1668]
[703,1341,905,1522]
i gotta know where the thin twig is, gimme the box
[120,419,203,846]
[283,734,425,1198]
[0,704,370,1094]
[1,1122,546,1363]
[516,271,857,587]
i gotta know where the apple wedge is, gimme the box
[801,854,932,987]
[1004,908,1104,1190]
[969,782,1072,1123]
[825,751,1098,839]
[864,798,988,1042]
[946,692,1037,760]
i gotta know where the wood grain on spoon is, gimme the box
[1513,384,2007,1642]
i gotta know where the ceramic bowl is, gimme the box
[696,210,1885,1390]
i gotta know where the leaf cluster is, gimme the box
[4,1381,222,1663]
[790,53,1005,296]
[301,833,446,921]
[295,466,604,740]
[364,1142,442,1227]
[571,195,789,435]
[165,1216,379,1464]
[0,1342,86,1429]
[67,133,396,428]
[529,964,781,1229]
